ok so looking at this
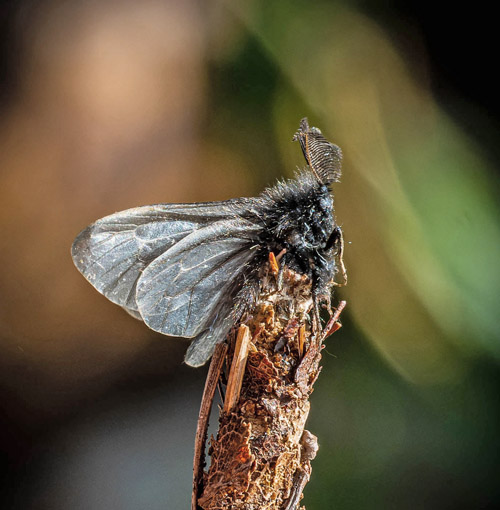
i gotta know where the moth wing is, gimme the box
[184,304,236,367]
[136,218,260,341]
[71,199,254,315]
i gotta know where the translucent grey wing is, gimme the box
[123,307,143,320]
[184,304,236,367]
[183,258,260,367]
[136,218,260,339]
[71,199,255,314]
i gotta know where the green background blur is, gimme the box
[1,1,499,508]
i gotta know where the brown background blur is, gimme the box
[1,1,499,509]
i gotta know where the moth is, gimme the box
[72,118,345,367]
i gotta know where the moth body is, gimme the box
[71,119,345,366]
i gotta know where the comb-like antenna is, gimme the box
[293,118,342,185]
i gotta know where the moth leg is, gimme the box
[312,290,322,332]
[277,251,290,291]
[275,247,287,262]
[329,226,347,287]
[320,292,333,316]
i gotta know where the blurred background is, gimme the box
[1,0,499,508]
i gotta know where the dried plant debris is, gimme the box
[197,264,345,510]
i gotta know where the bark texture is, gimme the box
[198,266,341,510]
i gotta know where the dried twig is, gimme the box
[192,342,228,510]
[193,261,346,510]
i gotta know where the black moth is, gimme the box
[72,118,345,367]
